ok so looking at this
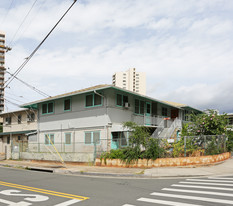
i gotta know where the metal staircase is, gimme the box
[152,117,182,139]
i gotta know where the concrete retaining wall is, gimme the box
[95,152,231,168]
[17,152,94,163]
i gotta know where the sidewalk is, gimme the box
[0,158,233,178]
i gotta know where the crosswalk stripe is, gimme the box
[150,192,233,205]
[186,178,233,183]
[122,204,135,206]
[54,199,82,206]
[209,177,233,180]
[138,198,203,206]
[163,188,233,197]
[172,184,233,191]
[179,181,233,187]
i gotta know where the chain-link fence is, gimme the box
[182,135,227,157]
[10,135,228,162]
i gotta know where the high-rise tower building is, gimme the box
[0,32,5,113]
[112,68,146,95]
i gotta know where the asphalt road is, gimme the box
[0,166,232,206]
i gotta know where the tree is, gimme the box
[123,121,150,148]
[186,110,228,136]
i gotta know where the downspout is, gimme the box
[94,90,111,150]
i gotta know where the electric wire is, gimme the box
[8,0,38,47]
[6,71,50,98]
[4,98,21,108]
[4,95,25,104]
[12,0,47,47]
[4,0,78,88]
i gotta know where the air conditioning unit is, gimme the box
[124,102,130,108]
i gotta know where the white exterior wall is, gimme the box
[3,111,37,133]
[112,68,146,95]
[0,109,37,159]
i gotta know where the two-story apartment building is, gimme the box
[0,108,37,159]
[19,84,201,162]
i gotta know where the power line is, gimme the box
[6,71,50,98]
[8,0,38,47]
[4,98,21,108]
[4,0,78,88]
[12,0,47,47]
[4,95,25,104]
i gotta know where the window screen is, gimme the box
[48,102,54,113]
[93,132,100,144]
[140,101,144,115]
[64,99,71,111]
[123,95,128,105]
[135,99,139,114]
[65,133,71,144]
[94,94,101,106]
[42,104,47,114]
[85,132,92,144]
[117,94,122,106]
[86,95,93,107]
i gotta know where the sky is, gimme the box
[0,0,233,113]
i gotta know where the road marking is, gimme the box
[172,184,233,191]
[0,198,32,205]
[122,204,135,206]
[186,178,233,183]
[163,188,233,197]
[209,177,233,180]
[0,181,89,200]
[150,192,233,205]
[179,181,233,187]
[138,197,203,206]
[54,199,82,206]
[0,189,49,202]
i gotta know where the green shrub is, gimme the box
[205,139,219,155]
[142,138,165,160]
[227,131,233,152]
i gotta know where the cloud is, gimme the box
[159,78,233,113]
[1,0,233,113]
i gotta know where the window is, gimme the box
[5,117,11,124]
[184,110,189,121]
[135,99,139,114]
[116,94,122,106]
[27,113,35,121]
[65,133,71,144]
[7,136,10,144]
[162,107,168,116]
[18,136,21,141]
[116,94,128,107]
[112,132,128,147]
[229,117,233,125]
[85,93,102,107]
[85,131,100,145]
[64,98,71,111]
[146,103,151,114]
[18,115,22,124]
[45,134,54,145]
[135,99,144,114]
[42,102,54,114]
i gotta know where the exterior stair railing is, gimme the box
[161,117,182,139]
[151,118,165,138]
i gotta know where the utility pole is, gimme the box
[0,32,11,113]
